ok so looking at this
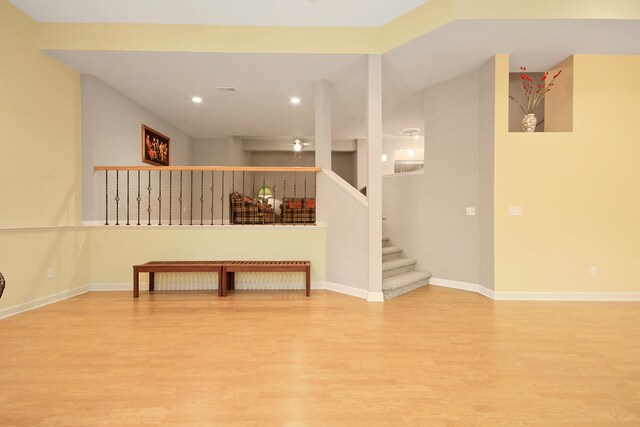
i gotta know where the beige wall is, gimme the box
[0,228,91,312]
[0,0,81,228]
[89,227,326,284]
[494,54,640,293]
[0,2,89,312]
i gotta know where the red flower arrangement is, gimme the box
[511,67,562,114]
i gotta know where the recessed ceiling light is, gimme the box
[290,97,301,105]
[192,96,202,103]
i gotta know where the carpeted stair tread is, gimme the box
[382,236,390,243]
[382,246,402,255]
[383,271,431,291]
[382,258,416,271]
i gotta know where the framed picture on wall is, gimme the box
[142,125,170,166]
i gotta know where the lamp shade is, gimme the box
[257,186,273,198]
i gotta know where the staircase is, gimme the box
[382,236,431,300]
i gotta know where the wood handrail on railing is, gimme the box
[95,166,319,226]
[95,166,321,172]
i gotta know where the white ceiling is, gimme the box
[8,0,428,27]
[46,19,640,140]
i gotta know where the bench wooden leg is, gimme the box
[149,272,155,292]
[221,268,227,297]
[305,266,310,297]
[133,268,139,298]
[228,272,235,292]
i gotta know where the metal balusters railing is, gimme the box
[126,171,130,226]
[115,170,120,226]
[200,170,204,226]
[95,166,319,227]
[158,170,162,226]
[147,171,152,226]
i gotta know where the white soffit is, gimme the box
[8,0,428,27]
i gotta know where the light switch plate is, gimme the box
[509,206,523,216]
[466,207,476,216]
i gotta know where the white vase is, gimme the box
[522,113,537,132]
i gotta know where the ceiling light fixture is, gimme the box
[290,97,301,105]
[191,96,203,103]
[293,139,303,158]
[381,154,388,162]
[399,128,421,159]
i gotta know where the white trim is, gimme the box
[429,277,481,293]
[0,285,90,320]
[492,291,640,301]
[82,221,327,230]
[429,277,640,301]
[91,281,370,300]
[382,169,426,178]
[91,283,134,291]
[323,281,368,299]
[367,292,384,302]
[320,169,368,208]
[0,225,86,232]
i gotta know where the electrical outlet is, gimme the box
[47,267,54,279]
[466,207,476,216]
[590,266,598,276]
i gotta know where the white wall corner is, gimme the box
[367,292,384,302]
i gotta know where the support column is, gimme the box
[315,79,332,170]
[367,55,383,301]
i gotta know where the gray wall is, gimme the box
[382,60,495,287]
[191,137,252,166]
[82,75,192,222]
[251,151,356,188]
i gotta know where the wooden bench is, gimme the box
[133,261,223,298]
[132,260,311,298]
[222,261,311,297]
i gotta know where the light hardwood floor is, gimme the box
[1,287,639,425]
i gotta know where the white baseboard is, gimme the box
[322,281,369,300]
[91,283,134,291]
[429,277,640,301]
[90,281,368,298]
[0,285,90,320]
[492,291,640,301]
[429,278,483,293]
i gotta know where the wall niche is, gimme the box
[508,56,573,133]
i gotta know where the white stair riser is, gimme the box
[382,252,403,262]
[383,280,430,300]
[382,264,416,279]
